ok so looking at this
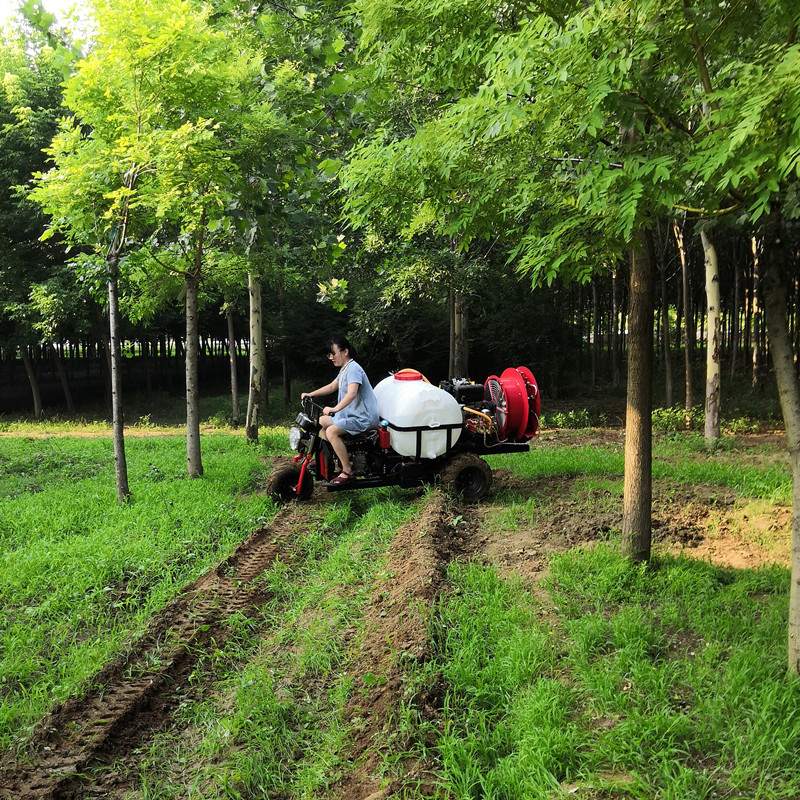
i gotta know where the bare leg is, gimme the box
[319,417,352,475]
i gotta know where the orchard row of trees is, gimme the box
[3,205,798,417]
[4,219,797,416]
[2,1,800,670]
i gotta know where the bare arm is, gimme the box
[323,382,358,416]
[301,378,339,400]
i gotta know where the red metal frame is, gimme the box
[294,453,311,495]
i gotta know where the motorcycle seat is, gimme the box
[342,429,379,447]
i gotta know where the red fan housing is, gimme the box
[484,366,540,440]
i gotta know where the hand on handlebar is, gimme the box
[323,406,335,416]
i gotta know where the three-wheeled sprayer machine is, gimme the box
[266,366,540,503]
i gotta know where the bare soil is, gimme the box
[0,431,791,800]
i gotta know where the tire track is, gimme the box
[333,490,464,800]
[0,504,311,800]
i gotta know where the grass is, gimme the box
[131,491,417,799]
[0,390,294,434]
[487,429,791,504]
[416,550,798,800]
[1,396,796,798]
[0,432,276,752]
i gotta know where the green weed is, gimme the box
[652,405,765,435]
[495,496,541,530]
[0,433,274,752]
[542,408,592,429]
[129,494,417,799]
[408,547,798,799]
[652,405,704,432]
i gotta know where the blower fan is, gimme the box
[484,367,540,441]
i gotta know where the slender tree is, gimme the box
[224,300,241,427]
[761,212,800,674]
[701,229,721,444]
[678,2,800,672]
[751,236,764,387]
[673,219,694,415]
[245,271,265,443]
[29,8,167,498]
[621,229,655,560]
[18,345,43,420]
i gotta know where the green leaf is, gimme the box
[318,158,342,176]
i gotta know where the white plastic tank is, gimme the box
[374,370,463,458]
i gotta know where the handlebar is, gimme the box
[302,395,326,418]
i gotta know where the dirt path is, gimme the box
[332,492,458,800]
[0,491,469,800]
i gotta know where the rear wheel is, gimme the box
[439,453,492,501]
[266,462,314,503]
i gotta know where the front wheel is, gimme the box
[439,453,492,501]
[266,461,314,503]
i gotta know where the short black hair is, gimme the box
[327,336,357,361]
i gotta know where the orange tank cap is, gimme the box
[393,369,424,381]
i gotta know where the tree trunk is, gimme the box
[448,290,456,378]
[751,235,763,387]
[612,266,621,387]
[701,230,721,445]
[453,291,468,377]
[51,342,76,414]
[591,278,600,388]
[226,304,240,428]
[107,257,131,502]
[143,338,153,396]
[19,345,43,421]
[760,212,800,676]
[260,339,269,413]
[675,263,683,367]
[99,320,113,414]
[577,283,584,380]
[621,227,654,562]
[282,351,291,410]
[795,277,800,378]
[660,258,673,408]
[278,278,291,411]
[186,270,203,478]
[731,257,741,378]
[673,220,694,416]
[245,271,264,444]
[699,299,705,368]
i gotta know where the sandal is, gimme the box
[328,470,354,485]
